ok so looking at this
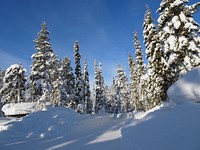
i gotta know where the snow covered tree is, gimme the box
[157,0,200,82]
[93,60,106,113]
[0,68,5,112]
[115,65,130,113]
[128,53,138,111]
[0,64,26,104]
[134,32,147,111]
[0,68,4,89]
[0,68,5,98]
[83,58,92,113]
[91,81,96,113]
[143,6,169,108]
[73,41,84,106]
[29,21,57,104]
[50,76,62,107]
[60,57,76,107]
[104,79,120,114]
[49,56,60,107]
[143,5,158,59]
[134,32,146,76]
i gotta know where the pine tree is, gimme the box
[91,81,96,113]
[73,41,84,106]
[143,5,157,59]
[0,69,5,98]
[115,65,130,113]
[83,58,92,113]
[0,68,5,113]
[29,22,57,104]
[143,6,169,109]
[104,79,120,114]
[93,60,106,113]
[49,55,60,107]
[134,32,147,111]
[50,75,62,107]
[60,57,76,107]
[128,53,138,111]
[0,64,26,104]
[157,0,200,82]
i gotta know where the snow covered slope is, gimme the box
[0,106,127,150]
[121,66,200,150]
[168,66,200,103]
[121,101,200,150]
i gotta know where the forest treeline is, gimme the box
[0,0,200,114]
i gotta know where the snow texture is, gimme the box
[2,102,37,116]
[168,66,200,103]
[1,65,200,150]
[0,107,126,150]
[122,101,200,150]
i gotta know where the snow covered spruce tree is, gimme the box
[115,65,130,113]
[104,78,121,114]
[128,53,138,111]
[157,0,200,82]
[91,81,96,113]
[143,6,169,109]
[0,64,26,104]
[29,22,58,107]
[50,73,62,107]
[134,32,147,111]
[93,60,106,113]
[83,58,92,113]
[60,57,76,107]
[0,68,5,97]
[0,68,4,90]
[73,41,84,107]
[0,68,5,111]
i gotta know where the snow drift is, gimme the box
[0,106,78,140]
[121,101,200,150]
[121,66,200,150]
[2,102,37,116]
[168,66,200,103]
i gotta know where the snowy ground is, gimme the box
[1,67,200,150]
[122,101,200,150]
[0,107,128,150]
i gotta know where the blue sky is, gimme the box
[0,0,200,85]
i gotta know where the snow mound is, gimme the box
[134,103,164,120]
[0,107,126,150]
[0,107,78,142]
[2,102,37,116]
[122,101,200,150]
[167,66,200,103]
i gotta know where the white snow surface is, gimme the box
[168,66,200,103]
[0,106,127,150]
[122,101,200,150]
[2,102,37,116]
[1,66,200,150]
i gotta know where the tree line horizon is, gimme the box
[0,0,200,114]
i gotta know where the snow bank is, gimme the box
[121,67,200,150]
[2,102,37,116]
[0,107,126,150]
[0,106,78,143]
[134,103,164,120]
[168,66,200,103]
[122,101,200,150]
